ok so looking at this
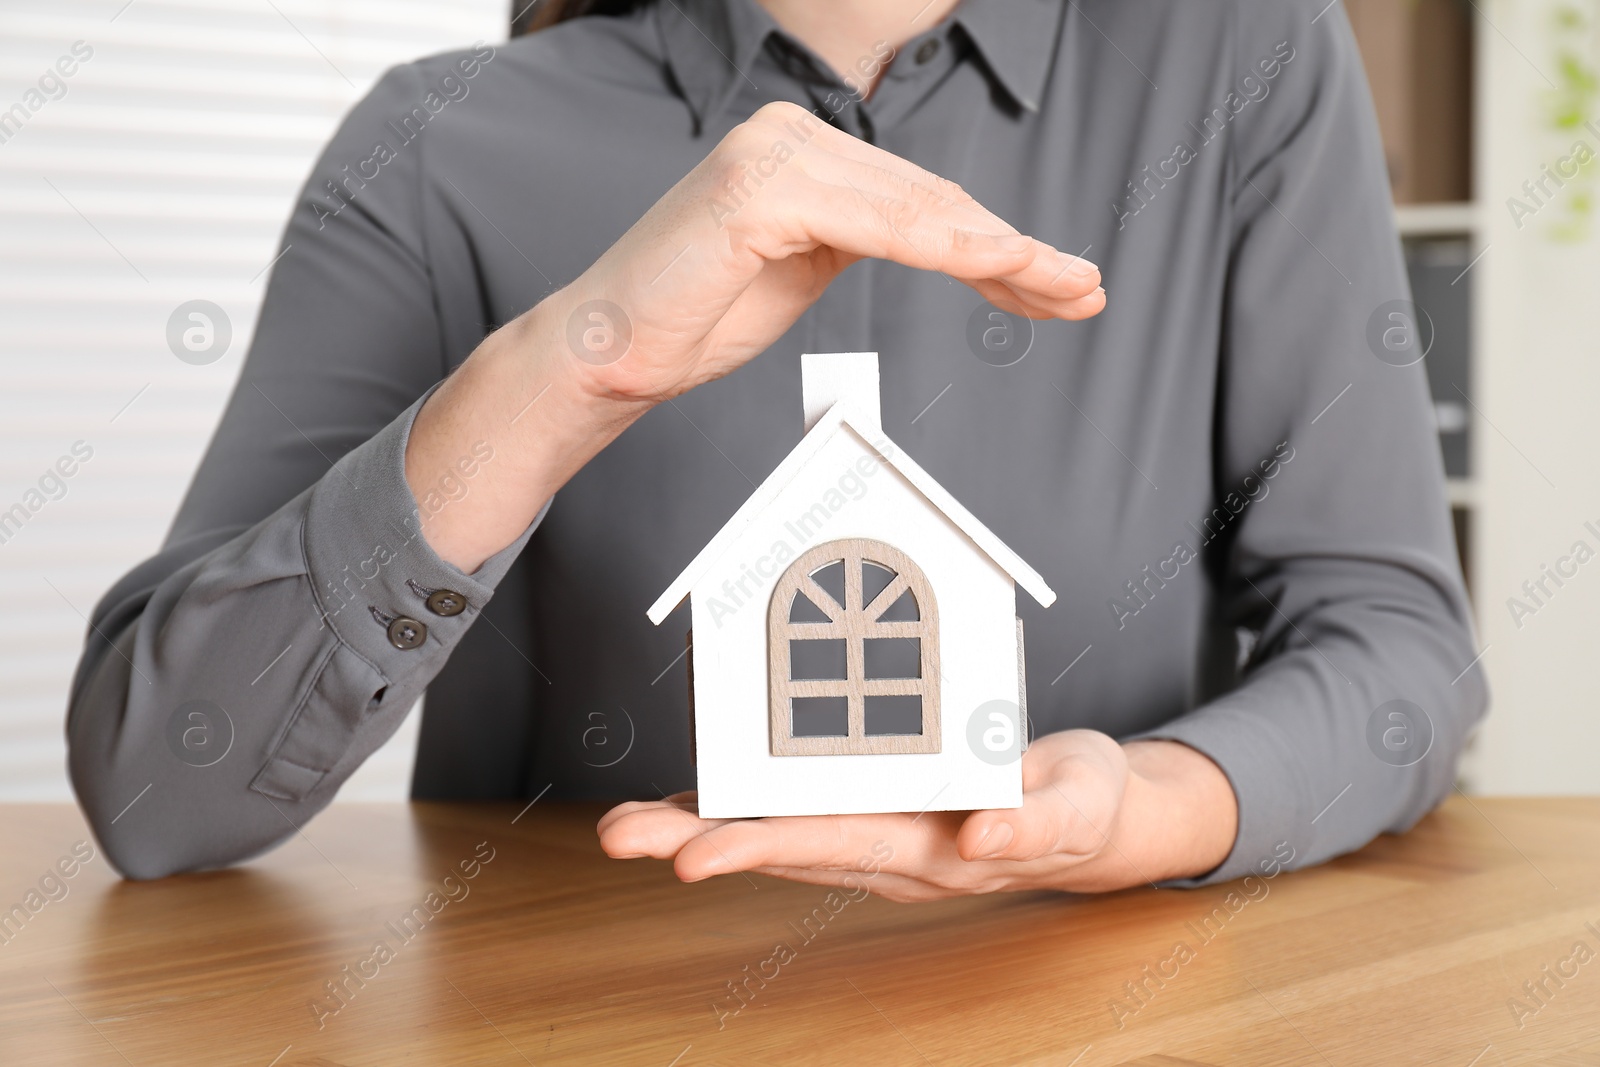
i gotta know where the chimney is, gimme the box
[801,352,880,434]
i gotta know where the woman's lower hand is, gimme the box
[596,733,1239,901]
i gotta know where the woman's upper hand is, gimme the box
[406,100,1103,572]
[548,99,1105,406]
[595,732,1239,901]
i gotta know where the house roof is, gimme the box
[646,399,1056,624]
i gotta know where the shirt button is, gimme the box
[425,589,467,617]
[387,616,427,650]
[915,38,940,65]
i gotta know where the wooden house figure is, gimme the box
[648,353,1056,818]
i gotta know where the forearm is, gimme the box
[1139,563,1481,885]
[1168,0,1483,884]
[404,300,649,573]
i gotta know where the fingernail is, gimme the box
[1062,251,1099,276]
[976,822,1014,859]
[991,233,1035,252]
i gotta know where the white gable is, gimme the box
[686,428,1024,817]
[647,354,1056,623]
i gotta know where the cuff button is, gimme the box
[425,589,467,617]
[387,616,428,650]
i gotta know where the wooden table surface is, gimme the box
[2,797,1598,1066]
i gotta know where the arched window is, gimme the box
[767,538,940,755]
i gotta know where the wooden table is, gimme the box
[2,798,1598,1066]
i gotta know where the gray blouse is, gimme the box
[67,0,1485,883]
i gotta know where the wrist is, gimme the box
[1118,740,1239,882]
[401,301,652,573]
[497,297,655,438]
[515,283,677,413]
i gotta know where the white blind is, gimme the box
[0,0,510,801]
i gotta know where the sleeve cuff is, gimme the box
[301,384,548,674]
[249,387,547,803]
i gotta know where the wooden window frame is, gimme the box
[767,538,940,756]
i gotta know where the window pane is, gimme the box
[876,588,920,622]
[792,696,848,737]
[863,637,920,679]
[862,560,896,607]
[790,639,847,680]
[865,695,922,736]
[810,559,846,607]
[789,590,832,623]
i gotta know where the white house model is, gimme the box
[647,353,1056,818]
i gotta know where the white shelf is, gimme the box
[1395,202,1479,237]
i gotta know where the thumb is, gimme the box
[958,747,1125,862]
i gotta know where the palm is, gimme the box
[596,730,1141,901]
[575,235,849,403]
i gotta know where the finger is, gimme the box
[958,791,1093,865]
[709,126,1099,304]
[746,865,874,889]
[598,802,738,860]
[750,866,956,903]
[971,276,1107,323]
[595,792,697,836]
[959,743,1124,863]
[732,194,1048,298]
[805,179,1101,301]
[762,110,1104,301]
[770,130,1101,295]
[674,813,915,881]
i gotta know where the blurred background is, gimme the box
[0,0,509,801]
[1,0,1595,802]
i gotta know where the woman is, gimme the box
[67,0,1483,898]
